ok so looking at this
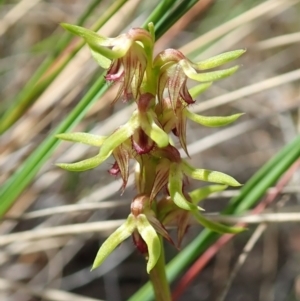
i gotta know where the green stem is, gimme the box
[148,238,171,301]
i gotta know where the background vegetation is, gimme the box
[0,0,300,300]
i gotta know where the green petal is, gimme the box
[137,214,161,273]
[182,161,242,187]
[169,164,197,211]
[185,110,244,127]
[189,185,228,204]
[193,211,245,234]
[140,111,169,148]
[56,122,134,171]
[56,132,106,147]
[194,49,246,70]
[56,119,138,173]
[100,113,139,158]
[91,214,136,270]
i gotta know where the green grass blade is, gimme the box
[0,0,127,135]
[155,0,200,39]
[0,0,104,131]
[0,75,106,217]
[142,0,179,30]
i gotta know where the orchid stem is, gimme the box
[148,238,171,301]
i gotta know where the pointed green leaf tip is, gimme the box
[91,215,136,271]
[137,214,161,273]
[185,111,244,127]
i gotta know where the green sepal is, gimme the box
[139,111,169,148]
[181,60,239,82]
[185,110,244,127]
[91,214,136,270]
[61,23,130,63]
[137,214,161,273]
[100,113,139,158]
[193,211,245,234]
[189,185,228,204]
[56,115,139,171]
[89,39,130,60]
[90,48,112,69]
[61,23,109,44]
[61,23,113,68]
[189,82,212,98]
[56,153,106,172]
[194,49,246,70]
[168,164,198,211]
[56,132,106,147]
[182,161,242,187]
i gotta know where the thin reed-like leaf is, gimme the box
[0,75,106,217]
[0,0,127,134]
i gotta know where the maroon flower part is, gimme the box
[149,146,182,201]
[107,42,148,103]
[131,128,154,155]
[155,49,195,111]
[112,144,131,192]
[155,96,189,155]
[105,59,123,82]
[157,196,191,248]
[131,194,175,250]
[103,28,153,103]
[108,161,120,176]
[132,231,148,254]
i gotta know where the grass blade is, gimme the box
[0,0,127,134]
[0,75,106,217]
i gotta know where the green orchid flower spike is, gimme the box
[57,21,246,286]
